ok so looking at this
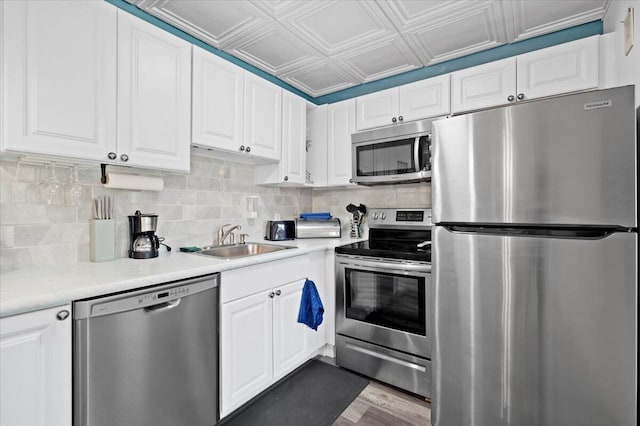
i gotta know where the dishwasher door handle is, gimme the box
[144,298,181,313]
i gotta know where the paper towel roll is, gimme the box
[104,172,164,191]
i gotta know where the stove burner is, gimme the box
[336,208,432,262]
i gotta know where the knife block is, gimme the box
[90,219,115,262]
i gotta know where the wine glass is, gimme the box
[66,164,84,206]
[39,163,63,205]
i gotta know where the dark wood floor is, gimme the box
[333,380,431,425]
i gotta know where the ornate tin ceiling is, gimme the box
[128,0,610,97]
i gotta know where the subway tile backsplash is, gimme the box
[0,156,431,272]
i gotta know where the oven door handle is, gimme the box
[413,136,421,172]
[337,259,431,274]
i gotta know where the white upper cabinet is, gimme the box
[516,35,599,101]
[254,91,306,185]
[356,75,450,130]
[279,91,306,184]
[397,75,451,122]
[452,36,599,113]
[356,87,398,130]
[2,1,117,160]
[244,73,282,161]
[2,2,192,172]
[192,46,244,152]
[0,305,72,426]
[327,99,357,186]
[305,104,328,187]
[117,11,192,172]
[451,57,517,113]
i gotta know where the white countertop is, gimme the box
[0,237,360,318]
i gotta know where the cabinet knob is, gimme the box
[107,152,117,160]
[120,154,129,162]
[56,310,70,321]
[275,290,282,296]
[398,115,404,122]
[269,292,275,298]
[239,145,245,152]
[507,95,515,102]
[392,117,397,123]
[245,146,251,153]
[517,93,525,101]
[284,176,288,181]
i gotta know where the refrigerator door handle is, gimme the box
[441,225,625,240]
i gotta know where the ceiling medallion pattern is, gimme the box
[128,0,610,97]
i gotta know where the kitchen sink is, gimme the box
[197,243,295,259]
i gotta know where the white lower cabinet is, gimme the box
[220,255,325,418]
[221,288,274,413]
[272,280,311,379]
[0,305,72,426]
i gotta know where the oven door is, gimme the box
[335,254,431,357]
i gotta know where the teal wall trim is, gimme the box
[105,0,315,102]
[105,0,602,106]
[315,20,603,104]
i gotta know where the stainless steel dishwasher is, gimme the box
[73,274,218,426]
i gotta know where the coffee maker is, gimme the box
[128,210,170,259]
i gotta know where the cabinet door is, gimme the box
[517,35,598,101]
[244,73,282,161]
[280,92,307,184]
[273,279,310,380]
[398,74,450,121]
[2,1,117,161]
[356,87,398,130]
[220,291,273,417]
[327,99,356,186]
[0,305,71,426]
[192,46,244,151]
[305,104,328,187]
[117,11,191,172]
[451,57,517,113]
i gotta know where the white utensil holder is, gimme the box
[90,219,115,262]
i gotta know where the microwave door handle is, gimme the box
[414,137,420,171]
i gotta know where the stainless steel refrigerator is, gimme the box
[431,86,637,426]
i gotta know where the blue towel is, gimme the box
[297,279,324,331]
[299,212,332,220]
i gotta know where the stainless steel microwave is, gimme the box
[351,118,433,185]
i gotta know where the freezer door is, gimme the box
[432,227,637,426]
[432,86,637,227]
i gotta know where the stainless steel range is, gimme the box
[335,208,432,397]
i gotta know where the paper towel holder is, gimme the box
[100,164,109,184]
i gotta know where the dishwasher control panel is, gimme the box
[136,286,190,304]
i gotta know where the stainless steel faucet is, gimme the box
[218,224,241,245]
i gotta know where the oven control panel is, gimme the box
[369,208,433,228]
